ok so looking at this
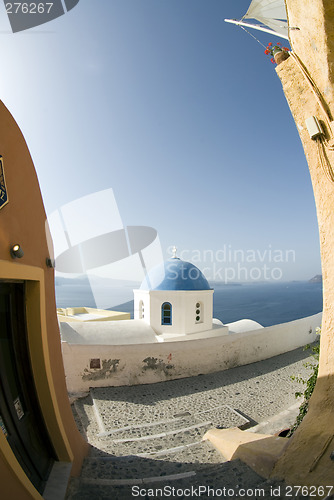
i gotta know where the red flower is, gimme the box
[264,41,289,64]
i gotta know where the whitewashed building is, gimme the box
[133,253,229,337]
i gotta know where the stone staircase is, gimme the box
[64,351,315,499]
[65,387,291,500]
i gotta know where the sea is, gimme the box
[55,279,323,328]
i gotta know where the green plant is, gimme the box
[288,327,320,436]
[264,42,290,64]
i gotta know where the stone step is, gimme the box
[88,438,224,463]
[96,414,202,439]
[154,439,225,463]
[81,456,195,481]
[73,388,249,444]
[91,424,214,456]
[99,418,212,442]
[65,459,275,500]
[81,441,224,480]
[91,396,247,432]
[67,471,312,500]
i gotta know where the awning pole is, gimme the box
[224,18,289,40]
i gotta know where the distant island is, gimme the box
[309,275,322,283]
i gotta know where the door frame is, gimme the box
[0,261,73,498]
[0,281,56,492]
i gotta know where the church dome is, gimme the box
[140,257,211,291]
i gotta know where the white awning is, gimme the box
[245,0,286,21]
[244,0,288,38]
[225,0,290,40]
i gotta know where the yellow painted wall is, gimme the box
[269,0,334,486]
[0,100,88,498]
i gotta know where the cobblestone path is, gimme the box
[65,346,316,499]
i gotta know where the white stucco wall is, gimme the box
[59,319,158,344]
[133,289,213,334]
[227,319,264,333]
[62,312,322,394]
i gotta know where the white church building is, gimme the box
[59,252,242,345]
[133,252,227,337]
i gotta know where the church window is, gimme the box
[161,302,172,325]
[195,302,203,323]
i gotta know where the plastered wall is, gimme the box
[269,0,334,486]
[0,100,88,498]
[62,313,321,394]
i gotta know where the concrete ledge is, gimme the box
[247,402,301,435]
[57,307,130,323]
[203,427,288,478]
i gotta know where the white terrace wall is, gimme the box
[62,312,322,394]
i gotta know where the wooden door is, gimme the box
[0,282,55,493]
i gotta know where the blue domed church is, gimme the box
[134,251,218,336]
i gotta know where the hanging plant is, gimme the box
[265,42,290,64]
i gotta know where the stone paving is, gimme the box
[65,346,318,499]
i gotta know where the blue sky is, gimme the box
[0,1,321,281]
